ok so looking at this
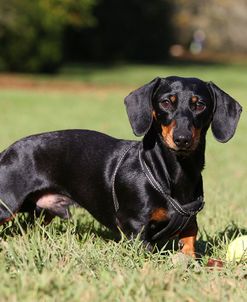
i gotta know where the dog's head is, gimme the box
[124,76,242,153]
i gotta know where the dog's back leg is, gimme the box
[36,193,74,222]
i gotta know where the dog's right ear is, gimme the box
[207,82,242,143]
[124,77,161,136]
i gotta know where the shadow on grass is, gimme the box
[0,212,119,242]
[1,214,245,258]
[196,222,247,257]
[73,221,119,242]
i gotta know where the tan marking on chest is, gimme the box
[151,208,168,222]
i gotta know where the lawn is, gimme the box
[0,64,246,301]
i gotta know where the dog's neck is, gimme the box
[141,127,205,204]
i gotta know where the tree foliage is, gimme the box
[0,0,174,71]
[0,0,96,72]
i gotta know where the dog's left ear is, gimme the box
[124,77,161,136]
[207,82,242,143]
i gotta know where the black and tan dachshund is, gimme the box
[0,76,242,256]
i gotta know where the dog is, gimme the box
[0,76,242,257]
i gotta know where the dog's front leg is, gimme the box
[178,220,198,258]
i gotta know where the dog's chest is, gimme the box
[170,163,199,203]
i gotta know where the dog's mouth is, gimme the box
[161,138,200,156]
[172,148,195,156]
[168,146,195,156]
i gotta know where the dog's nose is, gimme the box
[174,135,192,149]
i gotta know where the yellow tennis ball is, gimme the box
[226,236,247,262]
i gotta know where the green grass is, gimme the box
[0,63,246,301]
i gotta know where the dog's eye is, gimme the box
[196,101,206,112]
[160,99,172,110]
[191,100,206,112]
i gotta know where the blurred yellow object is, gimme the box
[226,236,247,262]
